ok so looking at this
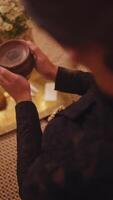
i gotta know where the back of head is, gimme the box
[23,0,113,69]
[23,0,113,47]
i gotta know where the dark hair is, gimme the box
[23,0,113,68]
[23,1,113,46]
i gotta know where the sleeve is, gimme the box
[55,67,94,95]
[15,101,42,198]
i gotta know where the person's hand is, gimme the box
[24,41,58,81]
[0,67,31,104]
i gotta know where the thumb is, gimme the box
[0,67,17,81]
[25,41,43,55]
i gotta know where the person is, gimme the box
[0,0,113,199]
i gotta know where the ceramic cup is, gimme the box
[0,39,35,77]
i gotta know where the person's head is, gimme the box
[24,0,113,94]
[23,0,113,94]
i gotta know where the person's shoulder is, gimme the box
[57,89,96,120]
[42,87,100,149]
[43,91,96,137]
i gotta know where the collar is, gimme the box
[57,90,96,120]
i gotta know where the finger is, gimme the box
[20,40,46,60]
[19,40,36,50]
[15,39,35,52]
[25,40,43,54]
[0,75,8,88]
[25,40,37,49]
[0,67,17,81]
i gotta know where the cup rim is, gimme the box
[0,39,31,68]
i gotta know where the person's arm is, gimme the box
[24,41,94,95]
[15,101,42,198]
[55,67,94,95]
[0,67,43,199]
